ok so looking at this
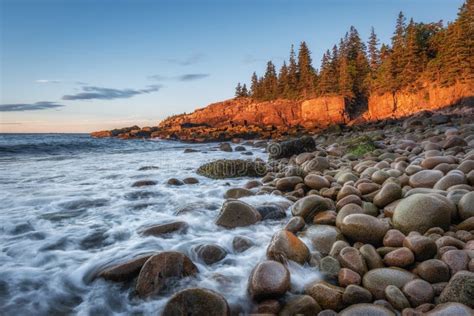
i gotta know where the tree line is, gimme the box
[235,0,473,102]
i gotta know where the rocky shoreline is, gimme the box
[93,104,474,315]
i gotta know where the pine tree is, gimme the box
[235,82,243,97]
[390,11,407,90]
[318,50,333,94]
[401,19,422,87]
[262,61,278,100]
[250,72,261,99]
[368,27,381,71]
[338,56,354,98]
[278,61,289,97]
[287,45,299,99]
[242,84,249,97]
[297,41,316,98]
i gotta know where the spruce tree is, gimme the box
[250,72,261,99]
[318,50,333,95]
[287,45,299,99]
[235,82,243,97]
[390,11,407,90]
[401,19,422,87]
[368,27,381,71]
[278,61,289,97]
[297,41,316,98]
[242,84,249,97]
[262,61,278,100]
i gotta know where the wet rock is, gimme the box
[459,192,474,220]
[313,210,337,225]
[256,204,287,220]
[284,216,305,233]
[254,299,281,314]
[302,225,345,256]
[392,193,452,234]
[162,288,230,316]
[224,188,254,199]
[305,281,344,311]
[439,271,474,308]
[338,214,390,246]
[232,236,254,253]
[219,142,233,152]
[182,177,199,184]
[415,259,450,283]
[338,268,361,287]
[362,268,417,299]
[338,247,368,276]
[140,221,188,237]
[194,244,227,265]
[132,180,157,187]
[136,251,198,297]
[374,183,402,208]
[425,303,474,315]
[304,174,331,190]
[384,285,410,311]
[291,195,334,223]
[234,145,246,152]
[402,279,434,307]
[408,170,444,188]
[266,230,310,264]
[247,260,290,301]
[244,180,263,189]
[215,200,261,228]
[339,304,396,316]
[267,136,316,159]
[443,135,467,149]
[342,284,373,305]
[98,255,152,282]
[183,148,198,153]
[276,176,303,191]
[403,235,437,262]
[167,178,184,186]
[383,247,415,268]
[138,166,160,171]
[197,159,267,179]
[279,295,321,316]
[320,256,341,279]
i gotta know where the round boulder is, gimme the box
[247,260,290,301]
[362,268,417,299]
[162,288,230,316]
[392,193,452,234]
[291,195,334,223]
[338,214,390,246]
[215,200,261,228]
[266,230,310,264]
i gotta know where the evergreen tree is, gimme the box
[278,61,290,97]
[287,45,299,99]
[297,41,316,98]
[242,84,249,97]
[235,82,243,97]
[390,11,407,90]
[250,72,261,99]
[318,50,333,94]
[368,27,381,71]
[401,19,422,87]
[262,61,278,100]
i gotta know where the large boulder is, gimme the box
[301,224,345,255]
[197,159,267,179]
[97,255,152,282]
[392,193,452,234]
[162,288,230,316]
[266,230,310,264]
[247,260,290,301]
[459,192,474,220]
[267,136,316,159]
[304,281,344,311]
[408,170,444,188]
[339,304,395,316]
[279,295,321,316]
[216,200,261,228]
[291,195,334,223]
[136,252,198,297]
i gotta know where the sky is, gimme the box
[0,0,464,133]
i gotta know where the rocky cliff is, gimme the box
[91,81,473,141]
[366,81,474,120]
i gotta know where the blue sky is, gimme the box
[0,0,464,132]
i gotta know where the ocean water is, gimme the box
[0,134,320,315]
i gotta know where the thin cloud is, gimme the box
[35,79,88,85]
[36,79,62,84]
[0,101,66,112]
[165,53,205,66]
[62,85,162,100]
[149,73,210,82]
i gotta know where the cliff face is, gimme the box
[366,82,474,120]
[159,96,349,129]
[92,81,473,141]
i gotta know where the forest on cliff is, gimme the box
[235,0,473,106]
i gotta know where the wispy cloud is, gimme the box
[178,73,210,81]
[149,73,210,82]
[165,53,205,66]
[62,85,162,100]
[35,79,87,85]
[0,101,66,112]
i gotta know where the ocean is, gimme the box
[0,134,319,315]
